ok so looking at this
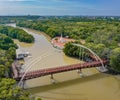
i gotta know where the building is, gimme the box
[51,34,75,49]
[16,49,24,59]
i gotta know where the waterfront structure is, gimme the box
[16,49,24,59]
[16,49,30,59]
[51,34,75,49]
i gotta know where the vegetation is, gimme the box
[0,78,29,100]
[16,17,120,42]
[0,26,34,43]
[16,16,120,72]
[0,15,40,24]
[0,34,17,50]
[0,26,32,99]
[0,34,17,77]
[110,48,120,71]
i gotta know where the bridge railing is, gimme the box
[15,60,108,80]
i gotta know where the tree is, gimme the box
[7,47,16,59]
[0,65,7,77]
[110,48,120,71]
[0,26,34,43]
[0,78,29,100]
[64,42,79,57]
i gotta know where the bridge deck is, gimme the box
[12,60,108,80]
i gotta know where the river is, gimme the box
[8,23,120,100]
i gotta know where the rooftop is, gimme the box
[51,37,75,49]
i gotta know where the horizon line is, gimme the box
[0,15,120,17]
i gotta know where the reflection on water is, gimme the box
[9,23,120,100]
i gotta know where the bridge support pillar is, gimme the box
[50,74,53,79]
[77,69,84,77]
[50,74,56,84]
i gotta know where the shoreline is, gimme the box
[21,27,52,42]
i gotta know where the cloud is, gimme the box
[0,0,120,16]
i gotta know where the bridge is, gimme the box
[12,60,108,81]
[11,43,108,87]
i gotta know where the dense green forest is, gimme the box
[0,34,17,77]
[0,26,34,43]
[16,17,120,72]
[0,24,36,99]
[16,17,120,41]
[0,34,29,100]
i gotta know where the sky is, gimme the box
[0,0,120,16]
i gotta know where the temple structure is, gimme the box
[51,33,75,49]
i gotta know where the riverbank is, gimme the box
[14,39,34,47]
[21,28,52,42]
